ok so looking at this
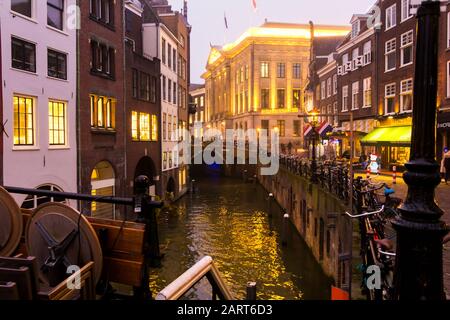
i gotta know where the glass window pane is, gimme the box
[11,0,32,17]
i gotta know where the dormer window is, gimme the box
[351,21,360,39]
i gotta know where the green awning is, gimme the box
[361,126,411,146]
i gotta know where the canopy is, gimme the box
[361,126,411,146]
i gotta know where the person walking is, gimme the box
[444,148,450,185]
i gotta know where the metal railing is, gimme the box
[155,256,234,300]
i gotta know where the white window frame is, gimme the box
[386,4,397,30]
[401,0,412,22]
[363,77,372,108]
[385,83,396,115]
[327,78,332,98]
[342,85,349,112]
[351,20,360,39]
[385,38,397,72]
[363,41,372,65]
[321,81,326,100]
[400,78,413,113]
[400,30,414,67]
[333,74,338,95]
[351,81,359,110]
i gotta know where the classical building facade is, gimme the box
[0,0,77,207]
[189,83,206,136]
[203,22,349,148]
[78,0,126,218]
[124,1,161,199]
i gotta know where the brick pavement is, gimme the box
[356,173,450,298]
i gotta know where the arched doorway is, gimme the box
[91,161,115,219]
[134,156,157,196]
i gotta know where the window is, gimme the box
[277,120,285,137]
[261,89,270,109]
[173,83,177,105]
[132,69,138,98]
[168,44,172,69]
[12,37,36,73]
[448,12,450,48]
[151,115,158,141]
[333,75,337,95]
[342,53,349,65]
[363,77,372,108]
[293,120,301,137]
[131,111,138,140]
[140,72,150,101]
[386,4,397,30]
[168,115,172,140]
[90,0,114,26]
[245,65,249,80]
[173,48,177,72]
[162,76,166,101]
[400,79,413,113]
[47,49,67,80]
[163,152,167,170]
[261,62,269,78]
[48,100,66,145]
[48,0,64,30]
[11,0,32,17]
[240,67,244,83]
[21,184,66,209]
[327,78,332,98]
[150,77,157,103]
[277,63,286,78]
[168,80,172,103]
[161,38,166,64]
[342,86,349,112]
[293,89,301,109]
[401,0,412,22]
[352,82,359,110]
[293,63,301,79]
[363,41,372,65]
[385,38,396,72]
[90,40,115,78]
[13,95,34,146]
[351,20,360,39]
[321,81,326,100]
[401,30,413,66]
[385,83,396,114]
[90,95,115,130]
[352,47,359,61]
[333,102,338,126]
[277,89,285,109]
[261,120,269,135]
[163,113,167,140]
[139,113,150,141]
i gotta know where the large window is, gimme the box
[260,62,269,78]
[131,111,157,142]
[277,120,285,137]
[277,63,286,78]
[90,39,115,78]
[400,79,413,113]
[363,77,372,108]
[293,120,301,137]
[48,49,67,80]
[352,81,359,110]
[293,63,301,79]
[13,95,34,146]
[48,100,66,146]
[90,95,115,130]
[401,0,412,22]
[277,89,285,109]
[342,86,349,112]
[386,4,397,30]
[363,41,372,65]
[151,115,158,141]
[385,38,396,72]
[261,89,270,109]
[401,30,413,66]
[12,37,36,73]
[11,0,32,17]
[385,83,396,115]
[90,0,114,26]
[140,72,150,101]
[48,0,64,30]
[162,38,166,64]
[293,89,301,109]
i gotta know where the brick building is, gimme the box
[124,1,161,198]
[77,0,126,218]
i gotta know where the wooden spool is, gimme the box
[25,203,103,287]
[0,187,23,257]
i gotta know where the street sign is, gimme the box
[410,0,447,15]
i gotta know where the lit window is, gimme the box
[385,83,396,115]
[131,111,138,140]
[277,120,285,137]
[400,79,413,113]
[363,77,372,108]
[151,115,158,141]
[261,89,270,109]
[293,89,301,109]
[401,30,414,66]
[260,62,269,78]
[13,95,34,146]
[90,95,115,130]
[48,100,66,145]
[139,113,150,141]
[277,89,285,109]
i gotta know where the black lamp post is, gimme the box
[308,108,320,183]
[392,0,449,300]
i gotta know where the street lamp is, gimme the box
[307,107,320,183]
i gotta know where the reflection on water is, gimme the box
[150,175,332,300]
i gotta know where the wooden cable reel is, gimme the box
[25,203,103,288]
[0,187,23,257]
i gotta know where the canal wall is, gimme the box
[257,166,354,293]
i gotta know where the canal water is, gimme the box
[150,172,333,300]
